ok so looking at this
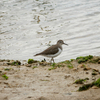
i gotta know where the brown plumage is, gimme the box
[34,40,68,63]
[34,44,61,56]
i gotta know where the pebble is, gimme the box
[65,93,72,95]
[86,72,89,74]
[92,72,97,75]
[98,72,100,74]
[27,96,32,98]
[92,86,99,89]
[64,74,70,79]
[73,68,78,71]
[83,67,91,70]
[77,64,84,68]
[93,69,99,72]
[26,64,31,67]
[3,63,8,66]
[92,77,96,80]
[98,60,100,64]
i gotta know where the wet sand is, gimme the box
[0,56,100,100]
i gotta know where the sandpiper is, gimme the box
[34,40,68,63]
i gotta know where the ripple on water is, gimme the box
[0,0,100,62]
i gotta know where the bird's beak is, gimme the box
[64,43,68,45]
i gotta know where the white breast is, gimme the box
[44,48,62,58]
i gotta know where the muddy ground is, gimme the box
[0,56,100,100]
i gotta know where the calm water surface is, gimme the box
[0,0,100,62]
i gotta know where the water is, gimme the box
[0,0,100,62]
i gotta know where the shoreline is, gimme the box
[0,55,100,100]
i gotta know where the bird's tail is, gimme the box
[34,53,41,56]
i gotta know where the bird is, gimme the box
[34,40,68,63]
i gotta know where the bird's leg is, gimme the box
[50,58,52,64]
[52,58,55,63]
[50,57,54,63]
[51,57,55,63]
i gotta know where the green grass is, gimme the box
[94,78,100,87]
[28,59,34,64]
[74,78,89,84]
[11,60,21,66]
[67,65,73,68]
[61,60,73,68]
[78,78,100,91]
[32,66,37,69]
[4,68,11,71]
[48,63,65,70]
[76,55,93,64]
[48,67,56,70]
[2,74,8,80]
[74,79,85,84]
[48,63,56,70]
[70,59,74,61]
[28,59,38,64]
[78,84,93,91]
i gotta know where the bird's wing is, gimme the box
[40,45,59,55]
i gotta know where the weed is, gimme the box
[70,59,74,61]
[28,59,34,64]
[10,60,21,66]
[4,68,11,71]
[78,78,100,91]
[48,63,56,70]
[94,78,100,87]
[2,74,8,80]
[67,65,73,68]
[32,66,37,69]
[76,55,93,64]
[51,63,56,67]
[74,78,88,84]
[78,84,93,91]
[62,60,73,68]
[48,67,56,70]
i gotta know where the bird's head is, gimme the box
[57,40,68,45]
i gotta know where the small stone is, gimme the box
[73,68,78,71]
[0,67,3,70]
[4,82,8,85]
[92,86,99,89]
[10,60,14,63]
[65,93,72,95]
[28,96,32,98]
[75,85,78,87]
[98,72,100,74]
[98,60,100,64]
[39,62,49,66]
[0,71,2,73]
[77,64,84,68]
[26,64,31,67]
[92,77,96,80]
[3,63,8,66]
[45,75,50,77]
[2,71,7,75]
[86,72,89,74]
[93,69,99,72]
[64,74,70,79]
[83,66,91,70]
[92,72,97,75]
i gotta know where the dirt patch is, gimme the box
[0,56,100,100]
